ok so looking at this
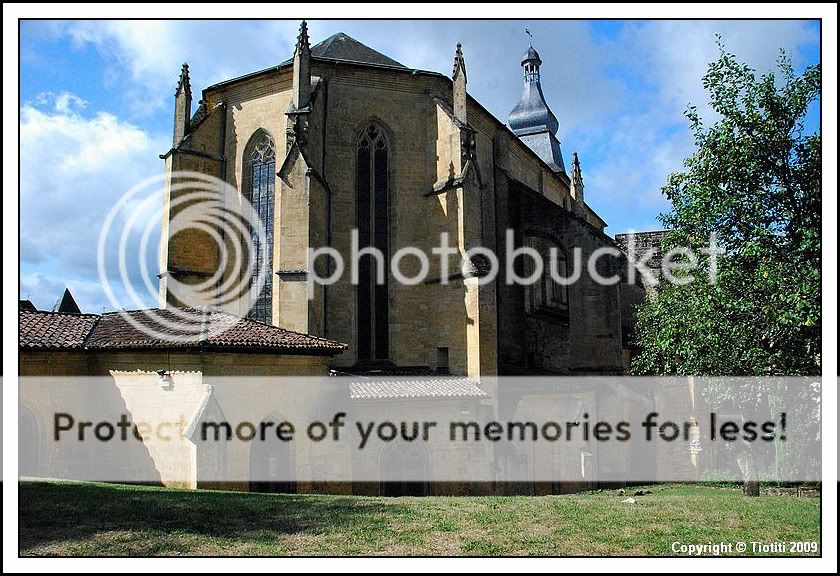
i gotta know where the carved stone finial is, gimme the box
[572,152,583,186]
[453,42,467,83]
[453,43,468,126]
[175,62,191,98]
[571,152,585,204]
[292,20,312,111]
[173,62,192,145]
[296,20,311,56]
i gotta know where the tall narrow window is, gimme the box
[245,131,275,324]
[356,123,390,361]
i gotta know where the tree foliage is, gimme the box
[632,40,821,376]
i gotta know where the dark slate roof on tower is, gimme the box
[509,80,559,136]
[286,32,405,68]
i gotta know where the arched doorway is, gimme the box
[249,416,296,494]
[379,442,429,496]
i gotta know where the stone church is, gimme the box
[160,21,645,378]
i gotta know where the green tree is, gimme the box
[632,41,821,377]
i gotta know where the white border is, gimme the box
[4,3,837,573]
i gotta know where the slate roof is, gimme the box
[209,32,406,93]
[521,45,542,65]
[20,308,346,355]
[349,377,488,400]
[308,32,405,68]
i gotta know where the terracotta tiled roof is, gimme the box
[19,310,100,350]
[90,308,346,353]
[20,308,346,355]
[349,378,488,400]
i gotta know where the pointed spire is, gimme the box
[452,43,468,125]
[452,42,467,83]
[173,62,192,145]
[571,152,585,203]
[292,20,312,110]
[295,19,311,57]
[175,62,191,98]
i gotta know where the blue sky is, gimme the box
[19,19,820,313]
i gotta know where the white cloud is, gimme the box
[34,91,87,114]
[46,20,301,117]
[574,20,819,233]
[20,92,167,311]
[618,20,819,123]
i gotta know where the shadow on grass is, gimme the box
[19,480,403,554]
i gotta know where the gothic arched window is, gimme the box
[356,122,390,361]
[245,130,276,324]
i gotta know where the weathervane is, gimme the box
[525,28,533,44]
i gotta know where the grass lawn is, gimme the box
[19,480,820,556]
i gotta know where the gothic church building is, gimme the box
[160,22,644,378]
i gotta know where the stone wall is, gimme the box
[614,230,666,286]
[497,181,636,374]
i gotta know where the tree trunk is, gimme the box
[737,450,760,497]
